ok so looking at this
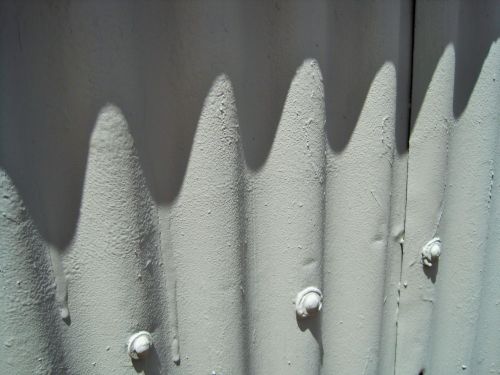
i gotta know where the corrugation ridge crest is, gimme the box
[243,58,326,375]
[322,64,402,374]
[0,171,66,374]
[167,75,246,374]
[62,105,166,374]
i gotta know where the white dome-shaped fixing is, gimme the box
[421,238,442,267]
[295,287,323,319]
[127,331,153,360]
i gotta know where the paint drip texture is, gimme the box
[0,1,499,375]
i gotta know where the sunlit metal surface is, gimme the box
[0,1,498,374]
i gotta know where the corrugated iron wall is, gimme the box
[0,1,498,374]
[398,2,500,374]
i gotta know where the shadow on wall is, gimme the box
[324,0,411,155]
[297,316,324,365]
[0,0,497,252]
[132,347,162,375]
[410,0,500,131]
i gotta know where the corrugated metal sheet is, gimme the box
[0,1,498,374]
[397,2,500,374]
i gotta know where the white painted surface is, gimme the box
[397,1,500,374]
[0,1,498,375]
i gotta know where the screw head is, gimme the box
[127,331,153,360]
[295,287,323,319]
[422,238,442,267]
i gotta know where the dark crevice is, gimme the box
[394,0,418,374]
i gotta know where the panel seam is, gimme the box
[393,0,418,374]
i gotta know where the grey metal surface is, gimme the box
[0,1,498,374]
[397,1,500,374]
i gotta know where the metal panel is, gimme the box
[0,1,498,375]
[397,1,500,374]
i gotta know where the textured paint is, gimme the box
[397,1,500,374]
[421,238,441,267]
[0,1,498,375]
[0,171,65,374]
[128,331,154,360]
[295,287,323,319]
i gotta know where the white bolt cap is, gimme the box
[422,238,442,267]
[128,331,153,360]
[295,287,323,319]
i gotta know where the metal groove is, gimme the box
[1,1,499,375]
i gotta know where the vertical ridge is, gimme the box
[244,58,326,375]
[62,104,165,374]
[0,170,66,373]
[168,75,245,374]
[471,119,500,373]
[385,1,415,374]
[427,20,500,373]
[396,38,457,375]
[398,1,500,373]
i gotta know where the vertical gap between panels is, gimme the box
[394,0,418,374]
